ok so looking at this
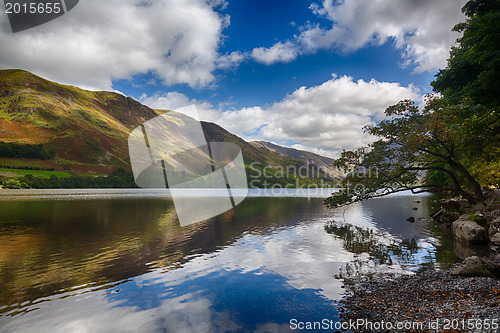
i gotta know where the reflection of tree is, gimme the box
[325,223,392,265]
[325,221,420,283]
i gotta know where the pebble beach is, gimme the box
[339,265,500,332]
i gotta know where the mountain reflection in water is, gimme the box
[0,190,458,332]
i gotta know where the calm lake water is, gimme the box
[0,189,459,332]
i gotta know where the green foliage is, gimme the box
[245,162,335,189]
[326,0,499,209]
[469,214,487,227]
[430,0,500,189]
[0,178,28,189]
[432,0,500,106]
[0,167,71,178]
[0,142,55,159]
[0,168,137,189]
[470,160,500,188]
[325,98,488,208]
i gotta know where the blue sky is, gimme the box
[112,0,437,109]
[0,0,467,157]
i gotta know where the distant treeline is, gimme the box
[0,165,55,171]
[0,142,55,160]
[0,168,137,189]
[0,166,336,189]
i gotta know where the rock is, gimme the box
[489,219,500,238]
[452,215,488,244]
[472,202,486,211]
[485,195,496,206]
[491,233,500,246]
[469,212,488,227]
[431,208,459,224]
[481,257,500,278]
[454,242,492,260]
[450,256,498,277]
[440,197,471,211]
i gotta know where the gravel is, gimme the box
[339,267,500,332]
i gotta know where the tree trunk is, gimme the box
[448,159,486,203]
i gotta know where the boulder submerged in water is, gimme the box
[451,256,500,278]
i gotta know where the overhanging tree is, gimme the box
[325,0,499,209]
[325,97,487,208]
[431,0,500,188]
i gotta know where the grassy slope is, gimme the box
[0,69,157,173]
[0,69,337,183]
[0,167,72,178]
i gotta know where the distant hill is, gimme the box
[250,141,342,178]
[0,69,339,184]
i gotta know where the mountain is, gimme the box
[0,69,157,173]
[0,69,338,183]
[250,141,341,178]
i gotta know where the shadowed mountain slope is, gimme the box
[0,69,338,182]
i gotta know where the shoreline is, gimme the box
[339,259,500,332]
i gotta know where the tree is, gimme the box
[324,97,488,208]
[432,0,500,106]
[432,0,500,188]
[325,0,499,209]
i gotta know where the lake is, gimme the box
[0,189,458,332]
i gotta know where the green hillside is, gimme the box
[0,69,157,173]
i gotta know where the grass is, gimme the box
[0,158,48,168]
[0,167,72,178]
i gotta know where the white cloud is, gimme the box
[154,75,421,157]
[151,75,422,157]
[251,41,299,65]
[215,74,421,156]
[1,289,242,333]
[216,51,247,69]
[290,144,338,159]
[139,92,220,121]
[0,200,430,333]
[252,0,467,72]
[0,0,229,90]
